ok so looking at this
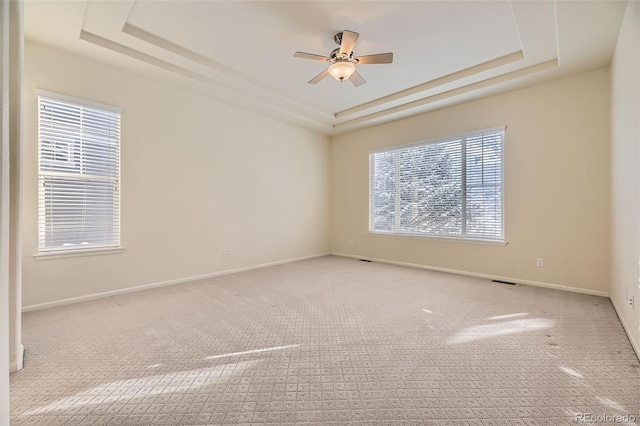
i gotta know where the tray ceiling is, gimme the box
[25,1,627,135]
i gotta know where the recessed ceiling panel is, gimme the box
[126,1,522,113]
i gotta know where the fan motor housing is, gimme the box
[330,48,355,62]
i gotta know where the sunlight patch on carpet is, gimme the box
[446,318,554,344]
[21,359,260,416]
[204,344,301,360]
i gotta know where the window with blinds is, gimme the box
[37,92,121,253]
[370,128,504,242]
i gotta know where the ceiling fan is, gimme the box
[293,30,393,87]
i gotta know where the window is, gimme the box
[369,127,504,242]
[37,91,121,254]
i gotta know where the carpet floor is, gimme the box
[9,255,640,425]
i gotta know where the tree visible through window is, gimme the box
[370,128,504,242]
[38,92,121,253]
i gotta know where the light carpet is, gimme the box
[10,255,640,425]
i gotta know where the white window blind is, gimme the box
[370,128,504,242]
[37,92,121,253]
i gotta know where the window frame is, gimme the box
[368,126,506,245]
[35,90,123,259]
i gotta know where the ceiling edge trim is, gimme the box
[120,22,329,121]
[552,0,561,65]
[78,30,333,131]
[507,0,526,54]
[335,50,525,119]
[121,22,256,82]
[79,30,224,88]
[334,58,558,131]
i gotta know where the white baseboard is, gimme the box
[23,253,330,312]
[331,252,610,298]
[9,344,24,373]
[609,295,640,362]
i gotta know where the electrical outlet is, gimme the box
[222,249,228,258]
[228,249,234,257]
[631,295,635,310]
[536,258,544,267]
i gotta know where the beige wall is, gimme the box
[22,42,330,307]
[611,1,640,354]
[331,69,611,294]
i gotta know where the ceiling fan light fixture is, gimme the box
[328,61,355,81]
[294,30,393,87]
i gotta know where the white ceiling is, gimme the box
[24,1,627,135]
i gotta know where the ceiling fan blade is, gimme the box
[349,70,366,87]
[294,51,330,61]
[308,68,330,84]
[356,52,394,65]
[340,30,359,55]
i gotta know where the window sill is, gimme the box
[367,232,507,246]
[33,247,125,261]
